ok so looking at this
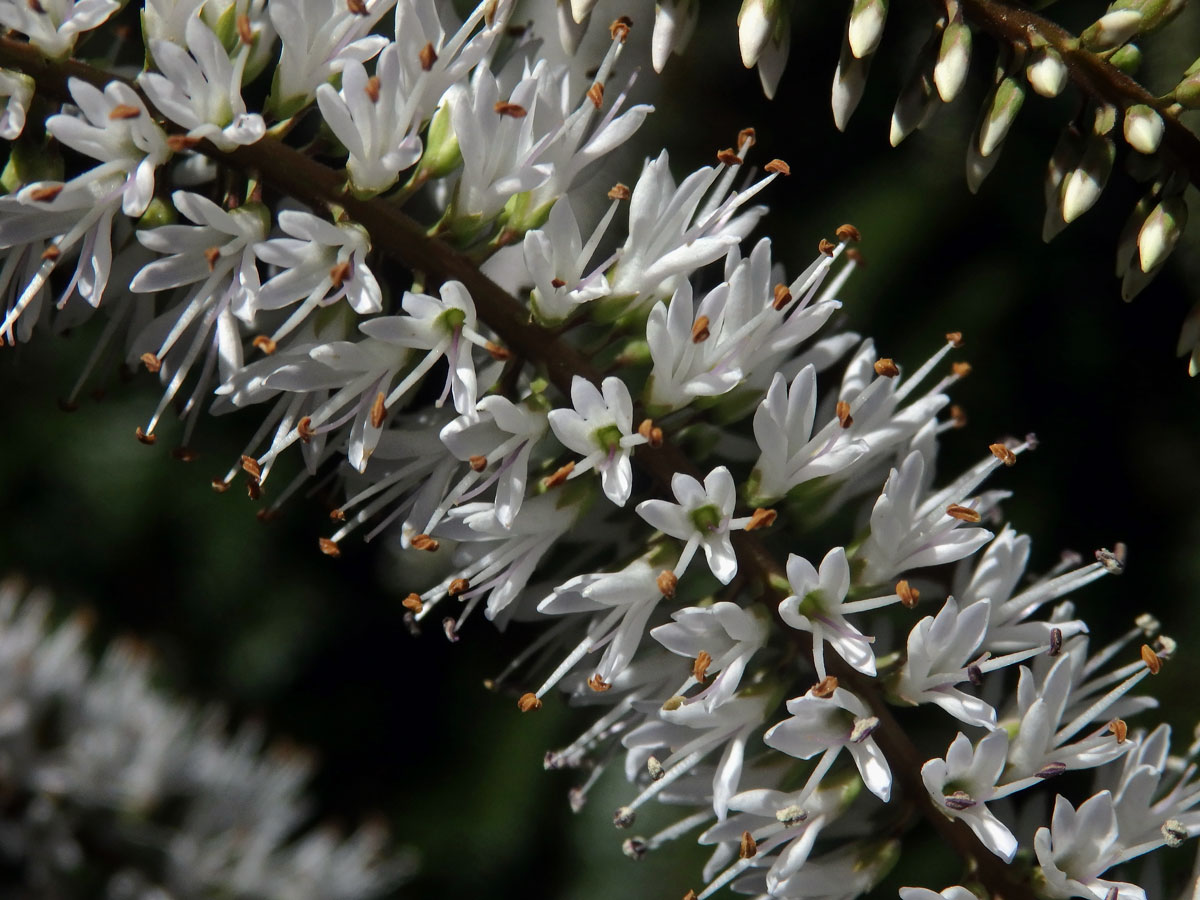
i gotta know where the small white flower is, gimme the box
[0,0,118,59]
[523,199,613,325]
[548,375,646,506]
[636,466,744,584]
[921,730,1018,862]
[895,596,995,728]
[779,547,876,678]
[651,602,769,711]
[1034,792,1146,900]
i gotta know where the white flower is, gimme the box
[1034,792,1146,900]
[921,730,1018,862]
[523,198,614,325]
[0,69,34,140]
[651,602,769,710]
[895,597,995,728]
[548,375,646,506]
[900,887,981,900]
[636,466,745,584]
[779,547,876,678]
[139,16,266,151]
[0,0,118,59]
[763,685,892,802]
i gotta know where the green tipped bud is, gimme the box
[934,21,971,103]
[1177,69,1200,109]
[1110,43,1143,74]
[420,102,462,178]
[1108,0,1186,33]
[832,35,873,132]
[978,75,1025,157]
[137,196,177,230]
[1123,104,1164,153]
[1026,47,1068,98]
[847,0,888,59]
[1060,133,1114,223]
[1137,195,1187,272]
[1081,9,1142,50]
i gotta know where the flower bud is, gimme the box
[1080,9,1142,51]
[1026,48,1068,98]
[419,102,462,179]
[1060,133,1115,223]
[848,0,888,59]
[1123,104,1164,154]
[832,36,873,132]
[978,75,1026,158]
[1110,43,1144,74]
[934,21,971,103]
[1137,195,1187,273]
[1177,66,1200,110]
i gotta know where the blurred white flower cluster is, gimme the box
[0,580,413,897]
[0,1,1195,900]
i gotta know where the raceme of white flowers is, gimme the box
[0,1,1195,899]
[0,579,413,897]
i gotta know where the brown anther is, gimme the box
[772,283,792,310]
[201,245,221,270]
[246,478,262,500]
[318,537,341,557]
[166,134,202,152]
[609,16,632,41]
[739,831,757,859]
[29,184,63,202]
[240,454,262,479]
[469,454,488,472]
[764,158,791,176]
[448,577,470,597]
[494,101,527,118]
[1141,643,1162,674]
[140,352,162,373]
[135,426,157,445]
[745,508,777,531]
[369,391,387,429]
[329,508,346,521]
[108,104,141,120]
[691,315,711,343]
[412,533,440,552]
[661,695,684,711]
[171,446,198,462]
[692,650,712,682]
[716,148,742,166]
[587,82,604,109]
[811,675,838,698]
[550,277,567,289]
[873,358,899,378]
[364,75,381,103]
[896,580,919,609]
[967,664,983,686]
[657,570,677,598]
[329,260,352,288]
[844,247,865,265]
[637,418,663,448]
[1108,718,1128,743]
[543,461,575,488]
[946,504,982,523]
[835,224,861,243]
[1049,627,1063,656]
[346,0,367,14]
[485,340,512,361]
[950,404,968,428]
[952,361,973,377]
[945,331,964,347]
[518,692,542,712]
[402,593,423,613]
[297,416,315,443]
[737,127,756,149]
[252,335,277,355]
[211,478,230,493]
[588,673,612,692]
[608,182,631,201]
[836,401,853,429]
[818,238,836,256]
[989,443,1017,466]
[683,892,698,900]
[41,244,60,261]
[419,41,437,71]
[234,13,253,44]
[27,0,44,12]
[443,617,459,642]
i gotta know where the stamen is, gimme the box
[1108,718,1128,742]
[613,806,636,828]
[1037,761,1067,779]
[329,260,352,288]
[716,148,742,166]
[550,278,566,288]
[108,104,141,120]
[609,16,632,41]
[657,570,678,598]
[661,695,685,711]
[297,416,314,442]
[448,578,470,597]
[167,135,202,151]
[638,418,664,447]
[365,76,381,103]
[967,664,982,686]
[737,127,756,150]
[41,244,60,261]
[952,361,972,377]
[692,651,712,682]
[745,508,776,531]
[518,692,542,712]
[873,358,899,378]
[1049,627,1064,656]
[469,455,487,472]
[27,0,44,12]
[1162,819,1187,847]
[135,426,157,445]
[494,101,527,118]
[622,837,647,860]
[369,391,387,428]
[944,791,976,810]
[212,479,230,492]
[764,159,791,175]
[30,184,63,202]
[835,224,861,242]
[989,443,1017,466]
[818,238,836,256]
[587,82,604,108]
[1096,544,1127,574]
[1141,643,1163,674]
[419,42,437,71]
[608,183,631,200]
[691,315,711,343]
[140,352,162,373]
[776,805,806,826]
[811,675,838,698]
[485,341,512,360]
[346,0,367,14]
[836,401,853,428]
[318,537,340,557]
[236,13,253,44]
[950,404,968,427]
[739,831,757,859]
[241,454,262,480]
[172,447,198,462]
[588,674,612,692]
[850,716,879,742]
[896,580,919,608]
[773,283,792,310]
[412,534,440,552]
[647,756,665,780]
[946,504,982,523]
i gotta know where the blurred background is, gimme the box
[2,1,1199,897]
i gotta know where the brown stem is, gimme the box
[0,36,1037,900]
[961,0,1200,185]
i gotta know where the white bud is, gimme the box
[1082,9,1143,50]
[978,76,1025,157]
[1026,49,1068,98]
[833,38,872,132]
[1138,196,1187,272]
[738,0,776,67]
[1061,134,1115,223]
[848,0,888,59]
[1123,104,1164,154]
[934,22,971,102]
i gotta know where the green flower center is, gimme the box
[689,503,723,533]
[593,423,624,454]
[437,307,466,333]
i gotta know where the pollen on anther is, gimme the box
[896,580,919,608]
[588,673,612,692]
[329,260,352,288]
[469,454,488,472]
[945,331,964,347]
[818,238,836,256]
[140,352,162,373]
[692,650,712,682]
[494,101,527,118]
[835,224,861,243]
[485,341,512,361]
[365,75,381,103]
[240,454,262,479]
[27,0,44,12]
[691,315,711,343]
[135,426,157,445]
[950,404,968,428]
[989,443,1017,466]
[108,104,141,120]
[657,570,677,598]
[873,358,899,378]
[543,461,575,488]
[773,283,792,309]
[764,159,791,176]
[318,537,341,557]
[609,16,632,41]
[448,578,470,597]
[661,695,684,711]
[836,401,853,428]
[587,82,604,109]
[412,533,440,552]
[41,244,60,261]
[647,756,665,780]
[551,277,567,289]
[745,508,776,531]
[952,361,972,377]
[811,675,838,698]
[737,127,756,149]
[716,148,742,166]
[1049,627,1063,656]
[211,478,230,493]
[608,182,631,200]
[844,247,865,265]
[1141,644,1162,674]
[30,184,63,202]
[739,831,757,859]
[402,593,423,614]
[346,0,367,14]
[167,135,202,152]
[246,478,262,500]
[297,416,315,443]
[370,391,387,428]
[946,504,981,523]
[518,692,542,712]
[419,41,437,70]
[252,335,277,354]
[1108,718,1128,742]
[329,508,346,522]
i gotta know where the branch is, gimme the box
[0,37,1038,900]
[961,0,1200,186]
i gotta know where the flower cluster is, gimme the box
[0,1,1195,900]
